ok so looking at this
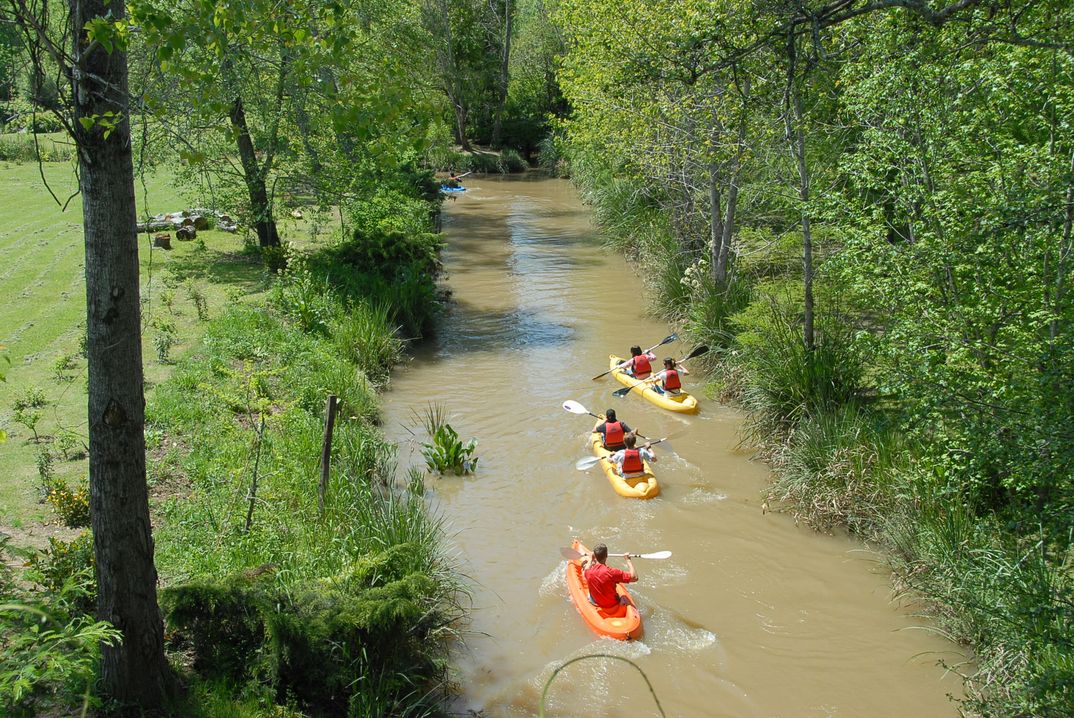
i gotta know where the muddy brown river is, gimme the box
[381,176,965,717]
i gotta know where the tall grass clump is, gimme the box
[766,405,907,535]
[885,482,1074,717]
[732,283,863,436]
[329,301,403,384]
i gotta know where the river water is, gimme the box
[381,176,964,717]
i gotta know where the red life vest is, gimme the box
[603,421,625,448]
[663,369,681,391]
[621,448,644,474]
[630,354,652,378]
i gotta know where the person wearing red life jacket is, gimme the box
[581,542,637,610]
[622,345,656,379]
[608,433,657,477]
[592,408,635,451]
[651,357,689,395]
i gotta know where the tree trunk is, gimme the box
[453,100,472,152]
[490,0,512,148]
[70,0,172,706]
[717,103,748,286]
[229,95,280,247]
[785,34,815,351]
[708,161,724,281]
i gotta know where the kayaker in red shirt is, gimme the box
[592,408,635,451]
[582,543,637,610]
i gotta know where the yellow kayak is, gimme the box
[590,433,660,499]
[609,355,699,414]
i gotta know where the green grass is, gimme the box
[0,160,334,531]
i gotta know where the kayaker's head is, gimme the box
[592,543,609,563]
[624,433,637,449]
[605,409,617,423]
[630,345,642,357]
[663,357,676,369]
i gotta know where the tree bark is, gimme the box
[784,33,815,351]
[717,105,748,286]
[229,95,281,248]
[708,161,724,281]
[70,0,172,706]
[490,0,512,148]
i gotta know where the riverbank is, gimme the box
[0,155,463,715]
[566,159,1073,715]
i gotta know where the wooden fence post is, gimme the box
[319,395,338,517]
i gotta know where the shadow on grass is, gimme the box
[159,237,272,296]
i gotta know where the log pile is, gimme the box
[137,208,239,234]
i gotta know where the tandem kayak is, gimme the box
[590,433,660,499]
[439,185,466,193]
[565,539,643,641]
[609,354,699,414]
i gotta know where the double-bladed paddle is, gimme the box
[562,400,648,439]
[590,333,678,381]
[562,399,601,419]
[612,344,709,398]
[560,547,672,561]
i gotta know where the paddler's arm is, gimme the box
[623,556,637,581]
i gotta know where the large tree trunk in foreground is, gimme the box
[70,0,172,706]
[230,95,281,248]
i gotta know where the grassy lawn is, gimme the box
[0,157,336,539]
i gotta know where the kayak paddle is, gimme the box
[562,399,601,419]
[590,333,678,381]
[563,400,648,439]
[612,345,709,398]
[560,547,673,561]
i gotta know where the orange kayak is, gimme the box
[565,539,643,640]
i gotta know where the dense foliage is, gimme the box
[556,0,1074,713]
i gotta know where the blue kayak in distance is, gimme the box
[439,185,466,193]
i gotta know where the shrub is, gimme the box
[162,546,452,716]
[463,151,502,174]
[34,447,54,497]
[55,430,84,461]
[46,479,90,528]
[186,281,209,321]
[12,406,41,443]
[51,353,75,382]
[498,148,528,173]
[26,532,96,614]
[13,387,46,410]
[537,132,566,176]
[153,318,178,362]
